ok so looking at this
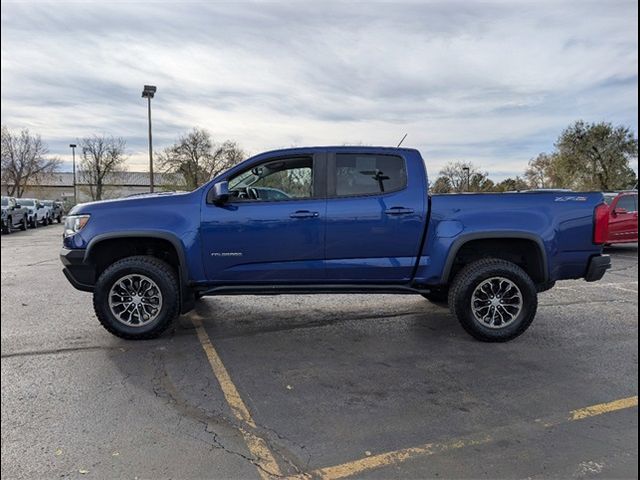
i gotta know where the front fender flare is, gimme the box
[84,231,194,313]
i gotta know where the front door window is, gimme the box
[228,157,313,202]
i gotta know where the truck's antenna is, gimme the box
[397,133,408,147]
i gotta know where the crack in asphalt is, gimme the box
[22,259,59,267]
[0,344,131,359]
[149,349,307,478]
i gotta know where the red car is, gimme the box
[603,191,638,244]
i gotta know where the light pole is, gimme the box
[69,144,77,205]
[142,85,157,192]
[462,166,470,192]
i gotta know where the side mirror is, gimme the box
[209,181,230,204]
[613,207,628,215]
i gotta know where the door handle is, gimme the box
[290,210,319,219]
[384,207,414,215]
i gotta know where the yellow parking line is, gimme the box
[310,435,492,480]
[192,316,283,479]
[569,396,638,421]
[191,313,637,480]
[303,396,638,480]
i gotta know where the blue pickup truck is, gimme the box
[60,147,611,342]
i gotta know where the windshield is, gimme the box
[42,201,53,206]
[1,198,7,206]
[20,199,35,206]
[603,194,617,205]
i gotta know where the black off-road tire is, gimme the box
[30,216,38,228]
[448,258,538,342]
[20,217,28,231]
[93,256,180,340]
[2,218,11,234]
[57,215,62,224]
[421,289,449,307]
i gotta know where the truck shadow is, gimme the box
[180,295,458,341]
[102,290,637,474]
[604,243,638,254]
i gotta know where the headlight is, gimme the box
[64,214,90,237]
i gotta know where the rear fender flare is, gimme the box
[440,231,549,284]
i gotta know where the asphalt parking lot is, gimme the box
[1,224,638,479]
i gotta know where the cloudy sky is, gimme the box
[1,0,638,179]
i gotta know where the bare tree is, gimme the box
[524,153,562,189]
[437,161,493,193]
[430,176,453,193]
[1,126,61,197]
[78,135,127,201]
[494,177,529,192]
[159,128,245,190]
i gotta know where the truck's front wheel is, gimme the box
[448,259,537,342]
[93,256,179,340]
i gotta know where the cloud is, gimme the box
[1,0,637,179]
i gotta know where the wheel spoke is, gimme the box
[471,277,523,329]
[108,274,163,327]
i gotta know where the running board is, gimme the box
[198,284,430,296]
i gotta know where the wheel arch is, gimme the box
[441,232,549,285]
[86,231,188,277]
[84,231,194,314]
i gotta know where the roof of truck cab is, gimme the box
[251,146,421,157]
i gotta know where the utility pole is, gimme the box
[142,85,157,192]
[463,166,470,192]
[69,144,77,205]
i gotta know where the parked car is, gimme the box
[1,196,28,233]
[42,200,64,223]
[60,146,611,342]
[19,198,50,227]
[603,191,638,244]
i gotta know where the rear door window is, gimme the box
[333,154,406,197]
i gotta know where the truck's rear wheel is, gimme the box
[93,256,179,340]
[20,217,28,231]
[448,259,537,342]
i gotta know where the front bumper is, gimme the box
[585,254,611,282]
[60,248,95,292]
